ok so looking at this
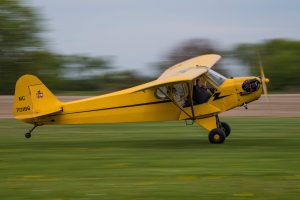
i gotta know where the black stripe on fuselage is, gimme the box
[52,99,172,116]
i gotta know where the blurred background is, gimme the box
[1,2,300,199]
[1,0,300,95]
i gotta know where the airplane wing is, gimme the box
[158,54,221,80]
[131,54,221,93]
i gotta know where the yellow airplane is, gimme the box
[13,54,269,144]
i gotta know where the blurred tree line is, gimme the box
[0,0,148,95]
[1,0,300,95]
[231,39,300,92]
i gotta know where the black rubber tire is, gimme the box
[25,132,31,139]
[208,128,226,144]
[220,122,231,137]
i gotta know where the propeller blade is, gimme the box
[257,52,269,102]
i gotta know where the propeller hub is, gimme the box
[265,78,270,84]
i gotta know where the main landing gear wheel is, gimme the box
[220,122,231,137]
[208,128,226,144]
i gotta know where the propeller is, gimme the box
[257,53,270,102]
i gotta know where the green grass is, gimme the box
[0,117,300,200]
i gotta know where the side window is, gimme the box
[204,78,216,91]
[155,83,188,105]
[155,86,168,99]
[173,83,188,102]
[196,76,216,94]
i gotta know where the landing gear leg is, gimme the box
[196,115,230,144]
[25,123,39,139]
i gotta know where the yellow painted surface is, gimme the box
[13,75,62,122]
[179,103,220,120]
[131,54,221,93]
[159,54,221,79]
[196,116,218,131]
[13,54,266,135]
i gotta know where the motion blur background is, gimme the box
[1,1,300,199]
[1,0,300,95]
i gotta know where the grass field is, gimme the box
[0,117,300,200]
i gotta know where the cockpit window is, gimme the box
[172,83,188,104]
[205,69,226,86]
[155,83,188,106]
[155,86,168,99]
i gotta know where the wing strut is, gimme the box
[187,83,195,120]
[158,87,193,120]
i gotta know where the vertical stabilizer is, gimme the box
[13,74,62,122]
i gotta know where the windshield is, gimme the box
[205,69,226,86]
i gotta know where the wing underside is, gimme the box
[131,54,221,93]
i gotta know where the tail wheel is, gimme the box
[25,132,31,139]
[208,128,226,144]
[220,122,231,137]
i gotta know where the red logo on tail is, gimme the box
[36,90,43,99]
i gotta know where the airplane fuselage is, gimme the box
[34,76,262,127]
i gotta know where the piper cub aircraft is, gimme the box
[13,54,269,144]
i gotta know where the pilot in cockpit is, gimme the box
[192,78,211,105]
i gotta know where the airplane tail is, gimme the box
[13,74,62,123]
